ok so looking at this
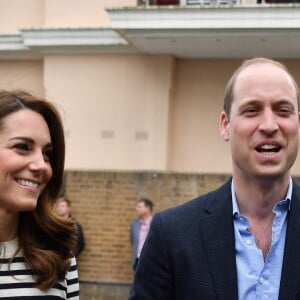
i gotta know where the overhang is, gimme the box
[1,5,300,60]
[107,5,300,58]
[0,28,136,59]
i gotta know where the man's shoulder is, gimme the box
[131,218,140,226]
[291,178,300,204]
[293,178,300,192]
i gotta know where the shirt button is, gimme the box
[259,277,264,284]
[246,239,252,245]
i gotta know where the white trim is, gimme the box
[107,5,300,29]
[21,28,128,46]
[0,34,27,51]
[0,28,135,59]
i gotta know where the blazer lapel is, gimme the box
[199,181,238,300]
[279,182,300,299]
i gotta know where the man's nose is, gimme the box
[258,109,279,135]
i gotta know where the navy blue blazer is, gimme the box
[129,179,300,300]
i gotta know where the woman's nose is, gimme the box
[28,151,50,172]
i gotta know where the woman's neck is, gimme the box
[0,209,18,242]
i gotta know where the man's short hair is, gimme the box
[139,198,154,212]
[223,57,300,118]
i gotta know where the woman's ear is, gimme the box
[220,111,230,142]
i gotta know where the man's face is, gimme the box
[136,202,150,219]
[220,62,300,182]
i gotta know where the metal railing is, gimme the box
[138,0,300,5]
[137,0,239,5]
[185,0,238,4]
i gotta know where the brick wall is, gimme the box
[65,171,231,283]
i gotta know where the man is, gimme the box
[54,196,85,257]
[129,58,300,299]
[130,198,154,271]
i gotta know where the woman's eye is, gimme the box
[43,150,52,162]
[14,143,29,151]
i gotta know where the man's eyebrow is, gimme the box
[274,99,296,105]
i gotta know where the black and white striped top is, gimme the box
[0,239,79,299]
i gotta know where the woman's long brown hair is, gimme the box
[0,90,76,290]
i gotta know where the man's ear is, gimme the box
[220,111,230,142]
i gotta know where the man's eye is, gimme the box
[277,107,292,114]
[243,107,259,115]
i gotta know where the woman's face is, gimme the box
[0,109,53,212]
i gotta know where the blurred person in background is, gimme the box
[130,198,154,271]
[54,196,85,257]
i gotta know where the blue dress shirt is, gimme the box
[232,179,292,300]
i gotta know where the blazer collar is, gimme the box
[198,179,300,299]
[199,179,238,300]
[279,180,300,299]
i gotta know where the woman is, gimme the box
[0,90,79,298]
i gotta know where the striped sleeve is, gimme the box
[66,256,80,299]
[0,256,80,299]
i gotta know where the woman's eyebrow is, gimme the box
[8,136,34,143]
[44,143,53,150]
[9,137,53,148]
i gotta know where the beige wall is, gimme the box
[1,57,300,175]
[44,55,174,171]
[44,56,300,175]
[0,0,44,33]
[168,59,238,173]
[0,0,136,33]
[169,58,300,175]
[44,0,136,27]
[0,60,43,95]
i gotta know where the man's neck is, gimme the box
[232,173,290,219]
[140,214,152,223]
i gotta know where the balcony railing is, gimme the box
[138,0,300,5]
[137,0,237,4]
